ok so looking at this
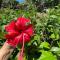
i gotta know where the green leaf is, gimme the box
[50,33,55,39]
[39,42,50,49]
[55,34,59,40]
[38,51,57,60]
[51,47,60,56]
[34,34,40,44]
[50,33,59,40]
[51,47,60,52]
[34,34,40,41]
[50,15,57,19]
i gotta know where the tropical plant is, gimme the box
[0,1,60,60]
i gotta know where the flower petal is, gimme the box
[5,21,16,32]
[24,24,34,36]
[5,30,19,39]
[14,33,30,44]
[22,33,30,43]
[16,17,30,30]
[7,39,19,47]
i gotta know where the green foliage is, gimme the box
[38,51,57,60]
[0,2,60,60]
[39,42,50,49]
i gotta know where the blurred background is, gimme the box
[0,0,60,60]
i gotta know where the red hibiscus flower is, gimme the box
[5,17,34,60]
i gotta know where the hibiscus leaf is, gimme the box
[39,42,50,49]
[38,51,57,60]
